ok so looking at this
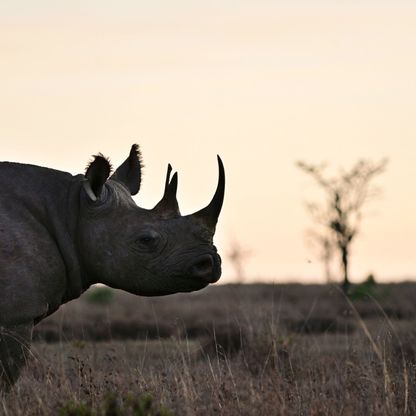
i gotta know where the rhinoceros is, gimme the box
[0,144,225,389]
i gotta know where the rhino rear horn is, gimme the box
[110,144,143,195]
[152,164,180,217]
[191,156,225,230]
[84,154,112,201]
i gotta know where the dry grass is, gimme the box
[2,283,416,415]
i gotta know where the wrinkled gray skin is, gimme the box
[0,144,224,390]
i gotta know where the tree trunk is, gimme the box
[341,245,350,293]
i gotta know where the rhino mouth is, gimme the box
[136,253,222,296]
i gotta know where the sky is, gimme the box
[1,1,416,283]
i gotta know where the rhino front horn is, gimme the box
[192,155,225,230]
[153,164,180,217]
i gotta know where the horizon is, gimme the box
[1,1,415,284]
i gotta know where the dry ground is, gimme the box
[2,283,416,415]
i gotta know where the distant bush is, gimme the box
[59,400,93,416]
[349,274,384,301]
[85,286,114,305]
[59,393,174,416]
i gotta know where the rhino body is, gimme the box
[0,145,225,389]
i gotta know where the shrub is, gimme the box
[58,393,174,416]
[59,400,93,416]
[86,287,114,305]
[349,274,381,301]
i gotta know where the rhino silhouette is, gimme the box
[0,144,225,389]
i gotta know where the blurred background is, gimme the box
[1,0,415,283]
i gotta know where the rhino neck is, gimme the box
[56,174,93,302]
[30,168,92,303]
[28,171,92,304]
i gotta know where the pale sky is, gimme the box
[1,1,416,283]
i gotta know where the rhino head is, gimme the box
[79,144,225,296]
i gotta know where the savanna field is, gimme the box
[1,283,416,415]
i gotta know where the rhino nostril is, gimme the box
[190,255,214,279]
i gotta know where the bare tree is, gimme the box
[307,230,335,282]
[228,241,251,283]
[297,159,387,292]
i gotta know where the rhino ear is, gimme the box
[84,154,112,201]
[110,144,143,195]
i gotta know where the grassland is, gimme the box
[2,282,416,415]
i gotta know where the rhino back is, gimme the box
[0,162,80,325]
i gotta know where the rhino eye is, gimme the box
[139,236,154,244]
[136,231,160,249]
